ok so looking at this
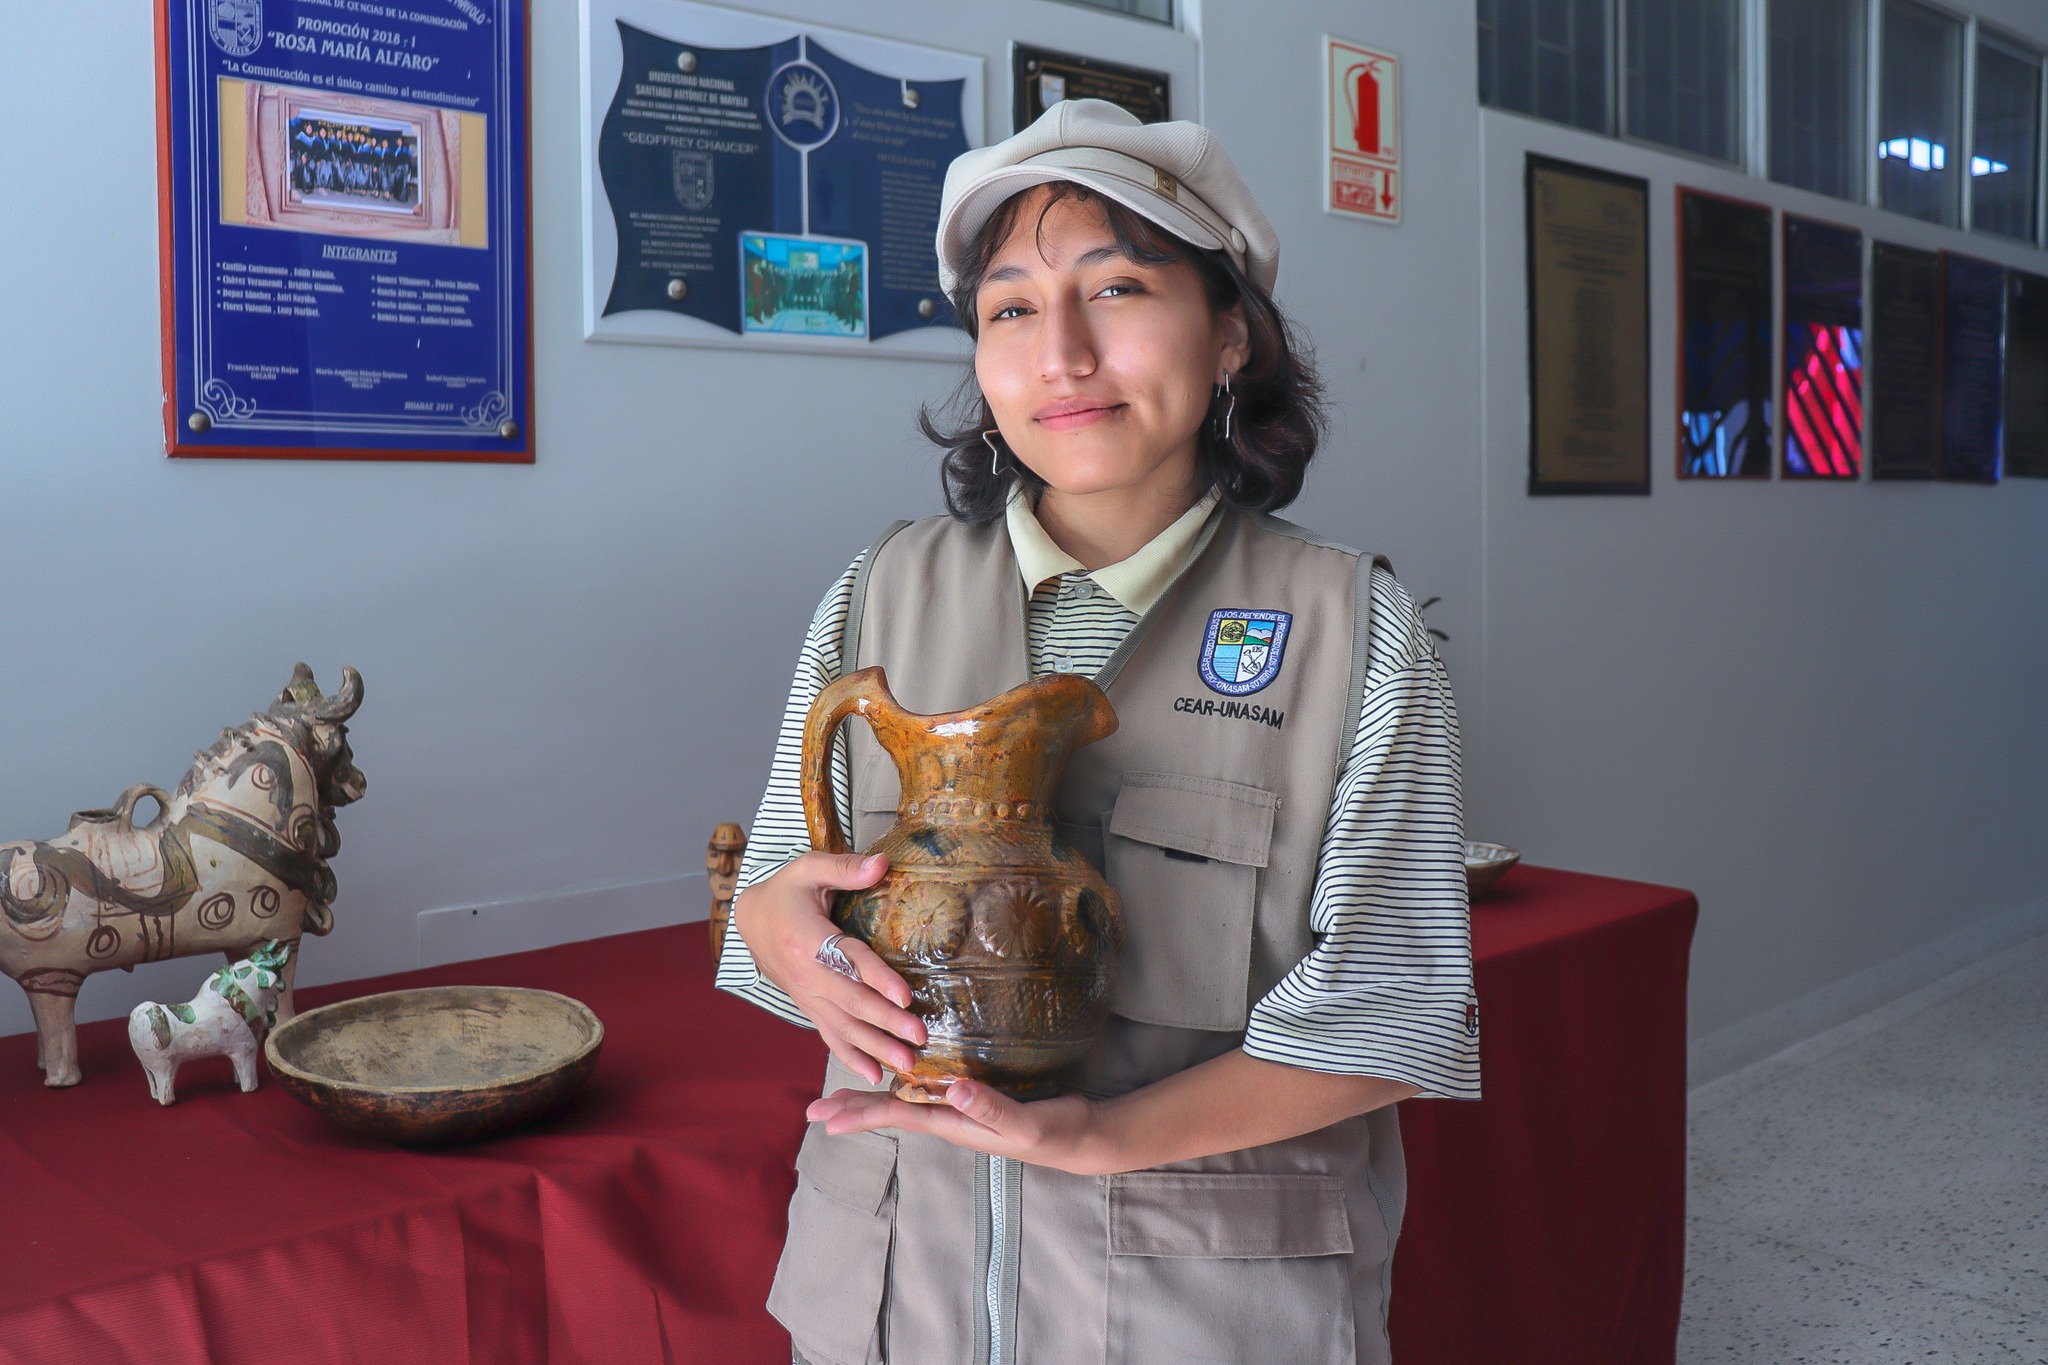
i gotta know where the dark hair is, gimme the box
[920,181,1326,524]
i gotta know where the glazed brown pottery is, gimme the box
[802,666,1124,1103]
[265,985,602,1145]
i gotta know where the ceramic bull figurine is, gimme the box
[128,939,292,1105]
[0,664,364,1087]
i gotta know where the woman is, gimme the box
[718,100,1478,1365]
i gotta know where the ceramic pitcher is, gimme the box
[801,666,1124,1102]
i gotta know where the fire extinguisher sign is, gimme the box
[1324,36,1400,224]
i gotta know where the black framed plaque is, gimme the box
[1941,252,2006,483]
[1011,45,1170,133]
[1676,189,1773,478]
[1526,155,1651,495]
[1869,242,1942,480]
[1781,215,1864,479]
[2005,270,2048,478]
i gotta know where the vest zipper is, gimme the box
[984,1155,1008,1365]
[974,1153,1023,1365]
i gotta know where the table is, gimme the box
[0,864,1694,1365]
[0,928,820,1364]
[1390,865,1698,1365]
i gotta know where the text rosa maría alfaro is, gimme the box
[1173,696,1286,729]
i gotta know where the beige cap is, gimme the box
[936,99,1279,297]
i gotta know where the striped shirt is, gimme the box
[715,504,1480,1101]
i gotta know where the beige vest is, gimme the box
[771,509,1407,1365]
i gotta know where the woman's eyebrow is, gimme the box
[1071,245,1132,270]
[982,245,1136,287]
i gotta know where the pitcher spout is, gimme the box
[800,668,1118,853]
[888,672,1116,811]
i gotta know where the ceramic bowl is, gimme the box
[1464,841,1521,898]
[265,985,602,1146]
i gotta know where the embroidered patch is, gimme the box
[1198,609,1292,696]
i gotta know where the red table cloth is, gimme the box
[1390,865,1698,1365]
[0,864,1694,1365]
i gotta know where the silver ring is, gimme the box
[815,931,861,983]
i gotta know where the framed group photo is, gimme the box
[156,0,533,461]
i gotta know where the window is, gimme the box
[1625,0,1742,161]
[1059,0,1170,22]
[1481,0,2048,244]
[1878,0,1965,227]
[1972,38,2043,241]
[1479,0,1614,135]
[1768,0,1867,200]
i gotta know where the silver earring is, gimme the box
[1213,373,1236,443]
[983,428,1004,476]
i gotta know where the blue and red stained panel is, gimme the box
[1782,216,1864,479]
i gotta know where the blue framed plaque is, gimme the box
[158,0,532,461]
[583,0,982,360]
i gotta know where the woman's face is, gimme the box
[973,187,1248,501]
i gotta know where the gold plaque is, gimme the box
[1526,156,1650,493]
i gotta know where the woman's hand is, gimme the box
[731,852,928,1085]
[807,1050,1418,1176]
[807,1082,1113,1176]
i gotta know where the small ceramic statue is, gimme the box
[0,664,365,1087]
[128,939,292,1105]
[707,822,746,959]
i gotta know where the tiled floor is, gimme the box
[1680,934,2048,1363]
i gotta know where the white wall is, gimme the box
[1470,41,2048,1041]
[1183,0,1486,659]
[1192,0,2045,1051]
[0,0,2041,1059]
[0,0,1196,1037]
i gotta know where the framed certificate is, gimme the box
[1868,242,1942,480]
[1011,44,1169,133]
[2004,270,2048,479]
[1526,155,1651,495]
[157,0,532,461]
[1940,252,2005,484]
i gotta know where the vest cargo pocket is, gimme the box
[1106,1171,1357,1365]
[1104,772,1276,1031]
[768,1126,898,1365]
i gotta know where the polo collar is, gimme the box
[1005,486,1222,616]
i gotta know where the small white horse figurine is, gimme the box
[127,939,292,1105]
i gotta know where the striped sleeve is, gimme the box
[711,555,862,1028]
[1241,567,1481,1101]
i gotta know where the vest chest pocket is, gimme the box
[1103,772,1277,1032]
[768,1125,898,1365]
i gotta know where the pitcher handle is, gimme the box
[800,667,896,856]
[114,784,172,829]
